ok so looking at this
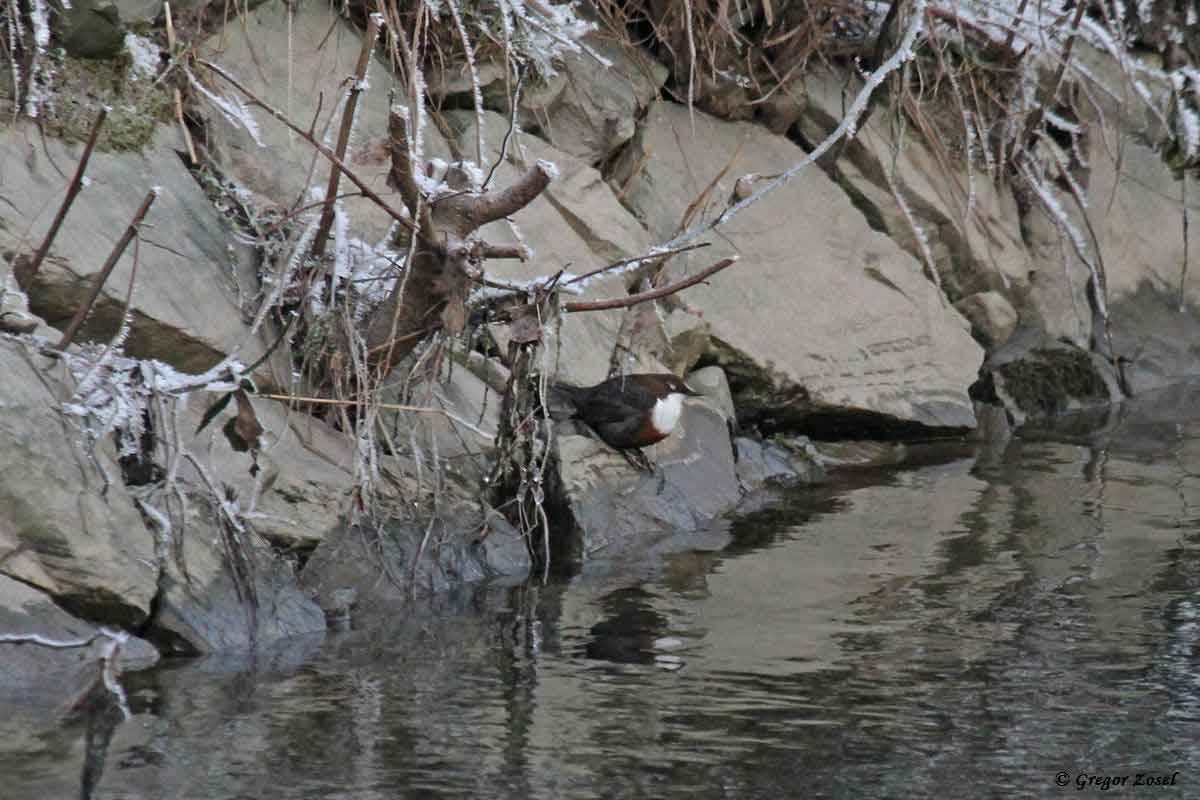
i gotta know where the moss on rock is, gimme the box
[994,347,1109,418]
[8,50,171,151]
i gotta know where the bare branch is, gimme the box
[470,161,556,227]
[196,59,416,233]
[174,88,197,165]
[470,241,529,261]
[564,257,738,312]
[482,67,525,191]
[56,189,158,351]
[20,107,107,286]
[563,242,711,287]
[656,0,928,255]
[255,391,495,439]
[386,106,432,233]
[312,13,383,259]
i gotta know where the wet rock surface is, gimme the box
[144,509,326,655]
[299,506,531,627]
[733,436,825,488]
[1109,282,1200,395]
[974,329,1123,427]
[549,395,741,565]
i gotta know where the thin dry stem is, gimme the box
[56,189,158,351]
[22,108,108,285]
[311,13,382,259]
[198,58,417,233]
[563,257,738,312]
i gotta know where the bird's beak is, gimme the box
[683,383,702,397]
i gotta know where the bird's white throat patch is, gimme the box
[651,392,685,435]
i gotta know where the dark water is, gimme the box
[14,385,1200,799]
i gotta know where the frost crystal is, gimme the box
[125,33,160,79]
[187,69,266,147]
[23,0,51,117]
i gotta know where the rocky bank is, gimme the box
[1,0,1198,711]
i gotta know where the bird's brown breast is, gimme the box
[621,415,671,449]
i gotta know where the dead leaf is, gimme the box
[223,389,264,453]
[196,391,234,436]
[354,136,392,166]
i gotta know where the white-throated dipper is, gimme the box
[548,373,700,452]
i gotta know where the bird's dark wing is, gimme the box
[546,384,584,421]
[574,393,642,425]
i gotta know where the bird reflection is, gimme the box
[582,587,669,665]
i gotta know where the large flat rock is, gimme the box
[615,102,982,433]
[521,31,668,166]
[0,124,264,373]
[798,66,1031,302]
[198,0,430,247]
[180,388,356,552]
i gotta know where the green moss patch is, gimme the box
[995,347,1109,418]
[19,52,172,151]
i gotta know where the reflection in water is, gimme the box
[582,587,670,665]
[10,385,1200,798]
[78,683,127,799]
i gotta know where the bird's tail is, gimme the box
[545,383,584,421]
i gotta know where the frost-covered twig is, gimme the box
[562,256,738,312]
[22,0,49,117]
[682,0,696,131]
[444,0,484,165]
[885,159,940,292]
[3,0,21,115]
[662,0,928,253]
[198,59,416,233]
[0,629,113,648]
[312,13,382,260]
[255,392,496,440]
[561,242,712,288]
[22,107,108,284]
[1019,0,1089,152]
[56,188,158,351]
